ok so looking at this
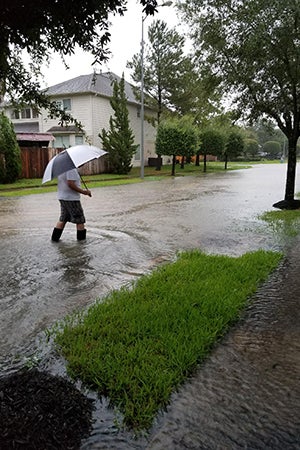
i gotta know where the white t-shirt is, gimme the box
[57,169,81,200]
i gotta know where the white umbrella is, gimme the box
[42,145,107,184]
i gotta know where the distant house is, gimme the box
[2,72,157,169]
[4,105,54,148]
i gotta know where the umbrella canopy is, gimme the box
[42,145,107,183]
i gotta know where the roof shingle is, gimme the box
[46,72,139,105]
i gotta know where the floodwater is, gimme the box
[1,163,300,449]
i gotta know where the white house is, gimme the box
[4,72,158,168]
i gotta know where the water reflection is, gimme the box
[55,241,94,295]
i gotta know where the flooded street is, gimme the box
[1,163,300,449]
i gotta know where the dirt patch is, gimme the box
[0,368,93,450]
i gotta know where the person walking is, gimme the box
[51,168,91,242]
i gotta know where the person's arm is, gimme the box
[67,180,92,197]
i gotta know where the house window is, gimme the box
[11,107,39,120]
[55,135,70,148]
[135,145,141,160]
[32,108,39,118]
[21,108,31,119]
[75,135,84,145]
[11,110,20,119]
[55,98,71,111]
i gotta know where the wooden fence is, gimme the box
[20,147,109,179]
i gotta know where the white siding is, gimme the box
[39,95,94,147]
[3,88,158,166]
[91,95,115,147]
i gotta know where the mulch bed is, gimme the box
[0,368,94,450]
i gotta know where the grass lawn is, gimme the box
[0,161,269,197]
[53,249,282,431]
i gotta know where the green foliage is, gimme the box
[253,119,285,148]
[199,128,224,157]
[128,19,190,121]
[0,113,21,183]
[243,120,285,159]
[54,249,282,430]
[156,116,198,174]
[180,0,300,130]
[0,162,257,196]
[127,19,220,123]
[244,138,259,159]
[99,74,138,175]
[225,130,244,159]
[180,0,300,201]
[0,1,157,118]
[263,140,281,158]
[156,121,180,156]
[156,117,198,156]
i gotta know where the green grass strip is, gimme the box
[260,209,300,237]
[54,249,282,430]
[0,178,144,197]
[0,161,260,197]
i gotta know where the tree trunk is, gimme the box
[284,137,297,201]
[172,154,176,176]
[224,153,228,170]
[180,155,185,169]
[195,153,200,166]
[203,153,207,172]
[273,134,300,209]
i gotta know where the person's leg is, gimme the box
[51,222,65,241]
[51,200,68,242]
[76,223,86,240]
[55,221,66,229]
[69,201,86,240]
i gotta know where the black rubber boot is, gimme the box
[77,229,86,241]
[51,227,63,242]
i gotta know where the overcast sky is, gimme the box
[40,0,180,88]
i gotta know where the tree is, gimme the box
[155,117,198,175]
[127,19,218,124]
[199,128,224,172]
[252,119,285,152]
[244,139,260,160]
[0,0,158,120]
[99,74,138,175]
[224,130,244,169]
[0,113,21,183]
[180,0,300,208]
[127,19,190,123]
[263,141,281,159]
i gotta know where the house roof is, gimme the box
[46,72,140,105]
[16,132,54,142]
[47,126,82,134]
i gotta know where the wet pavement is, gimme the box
[1,163,300,448]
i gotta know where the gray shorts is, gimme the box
[59,200,86,224]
